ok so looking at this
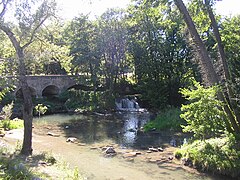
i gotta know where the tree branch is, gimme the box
[0,23,21,51]
[22,14,49,49]
[0,0,11,19]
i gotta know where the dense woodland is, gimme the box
[0,0,240,178]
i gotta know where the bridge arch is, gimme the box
[15,87,37,98]
[42,85,60,97]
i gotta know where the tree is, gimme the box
[127,0,196,108]
[173,0,240,133]
[98,9,130,95]
[203,0,240,127]
[0,0,56,155]
[221,15,240,106]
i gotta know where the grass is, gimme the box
[174,134,240,178]
[144,107,185,132]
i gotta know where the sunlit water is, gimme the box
[32,113,226,180]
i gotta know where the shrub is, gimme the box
[176,134,240,178]
[144,107,185,132]
[180,81,228,139]
[0,118,24,130]
[35,104,48,117]
[1,102,14,119]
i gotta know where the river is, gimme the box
[28,112,226,180]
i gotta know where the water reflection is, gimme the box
[118,112,149,147]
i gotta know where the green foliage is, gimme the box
[180,80,228,139]
[72,167,80,180]
[221,15,240,106]
[0,157,34,180]
[0,145,84,179]
[0,87,10,102]
[39,151,57,165]
[34,104,48,117]
[59,89,111,111]
[0,91,15,106]
[0,119,24,130]
[144,107,185,132]
[127,0,197,108]
[1,102,14,120]
[176,134,240,178]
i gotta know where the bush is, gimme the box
[35,104,48,117]
[144,107,185,132]
[175,134,240,178]
[1,102,14,119]
[180,81,228,139]
[0,118,23,130]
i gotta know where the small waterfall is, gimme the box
[115,97,142,111]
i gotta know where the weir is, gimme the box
[115,97,142,111]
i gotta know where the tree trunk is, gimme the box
[0,24,34,155]
[18,49,34,156]
[174,0,240,133]
[204,0,240,125]
[174,0,219,86]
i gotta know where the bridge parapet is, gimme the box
[2,75,89,98]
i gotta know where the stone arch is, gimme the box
[15,87,37,98]
[42,85,60,97]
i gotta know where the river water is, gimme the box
[32,113,224,180]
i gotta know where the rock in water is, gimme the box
[66,137,77,143]
[47,132,60,137]
[105,147,116,154]
[149,147,158,152]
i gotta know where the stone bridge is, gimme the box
[6,75,88,98]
